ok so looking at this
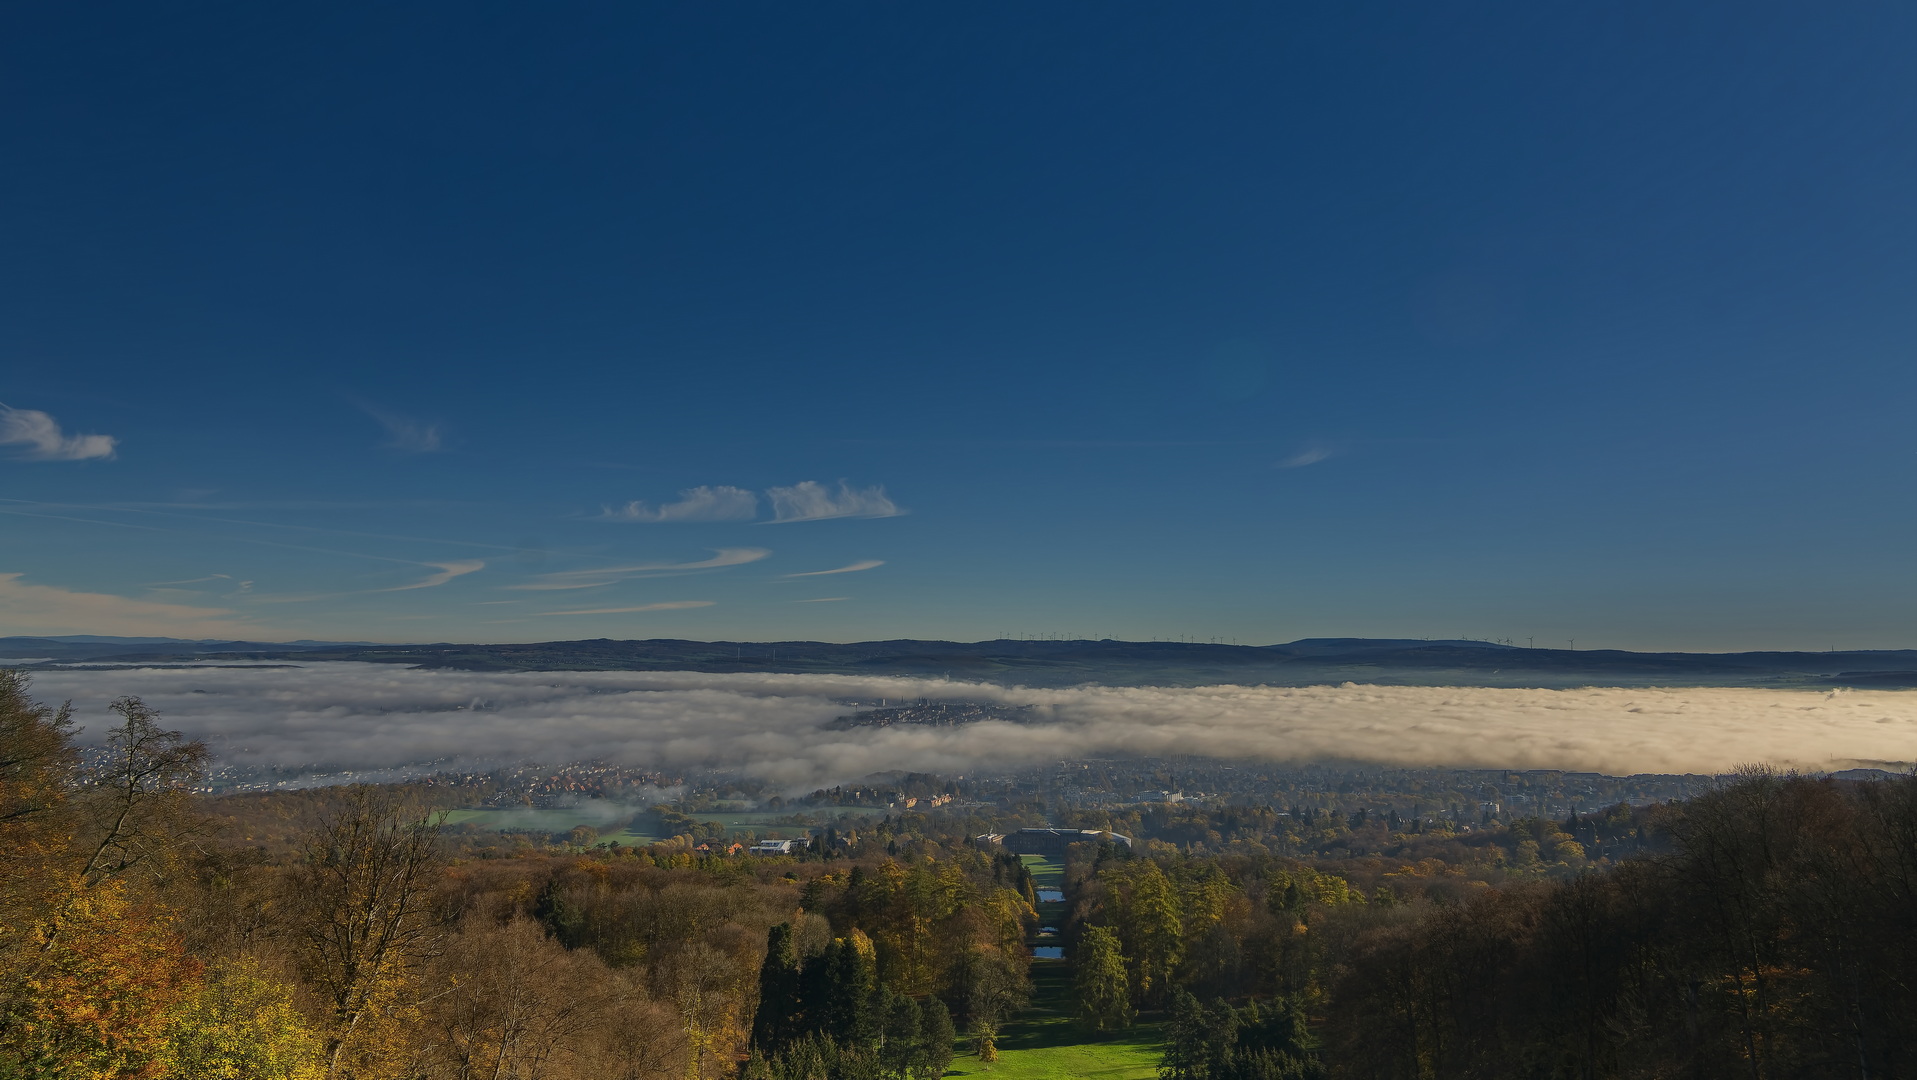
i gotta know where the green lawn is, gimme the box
[945,1024,1163,1080]
[1020,855,1064,890]
[946,887,1165,1080]
[947,961,1163,1079]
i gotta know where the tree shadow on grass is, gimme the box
[996,960,1164,1054]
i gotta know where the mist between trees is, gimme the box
[5,668,1917,1080]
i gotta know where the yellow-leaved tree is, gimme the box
[0,672,326,1080]
[3,881,199,1080]
[160,959,326,1080]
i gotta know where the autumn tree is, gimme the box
[161,958,325,1080]
[287,786,444,1078]
[0,671,74,840]
[74,697,210,887]
[0,671,77,971]
[1107,858,1184,1006]
[0,882,201,1079]
[671,940,744,1080]
[599,981,687,1080]
[422,917,613,1080]
[1075,924,1134,1031]
[0,682,233,1080]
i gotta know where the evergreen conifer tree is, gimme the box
[915,997,955,1080]
[751,923,803,1054]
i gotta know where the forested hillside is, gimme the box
[4,669,1914,1079]
[1062,770,1917,1077]
[0,671,1048,1079]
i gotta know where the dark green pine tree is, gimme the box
[814,935,880,1050]
[914,997,956,1080]
[751,923,805,1054]
[799,876,827,912]
[531,876,586,949]
[1232,997,1322,1080]
[1161,990,1217,1080]
[1162,990,1323,1080]
[878,989,922,1078]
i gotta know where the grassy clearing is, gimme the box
[950,868,1162,1080]
[947,958,1163,1080]
[1019,854,1064,889]
[596,826,665,845]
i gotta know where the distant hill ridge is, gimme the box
[6,634,1917,689]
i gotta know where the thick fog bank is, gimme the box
[24,663,1917,788]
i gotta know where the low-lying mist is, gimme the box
[26,662,1917,789]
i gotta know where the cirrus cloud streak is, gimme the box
[785,560,883,577]
[535,601,715,616]
[507,548,770,590]
[381,560,485,591]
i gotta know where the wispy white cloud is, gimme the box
[143,574,233,587]
[784,559,884,578]
[1274,445,1334,469]
[246,560,485,604]
[765,481,903,523]
[506,548,771,591]
[0,572,271,639]
[0,404,118,462]
[602,486,759,523]
[535,600,715,616]
[364,407,443,453]
[379,560,486,591]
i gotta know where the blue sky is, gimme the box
[3,3,1915,649]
